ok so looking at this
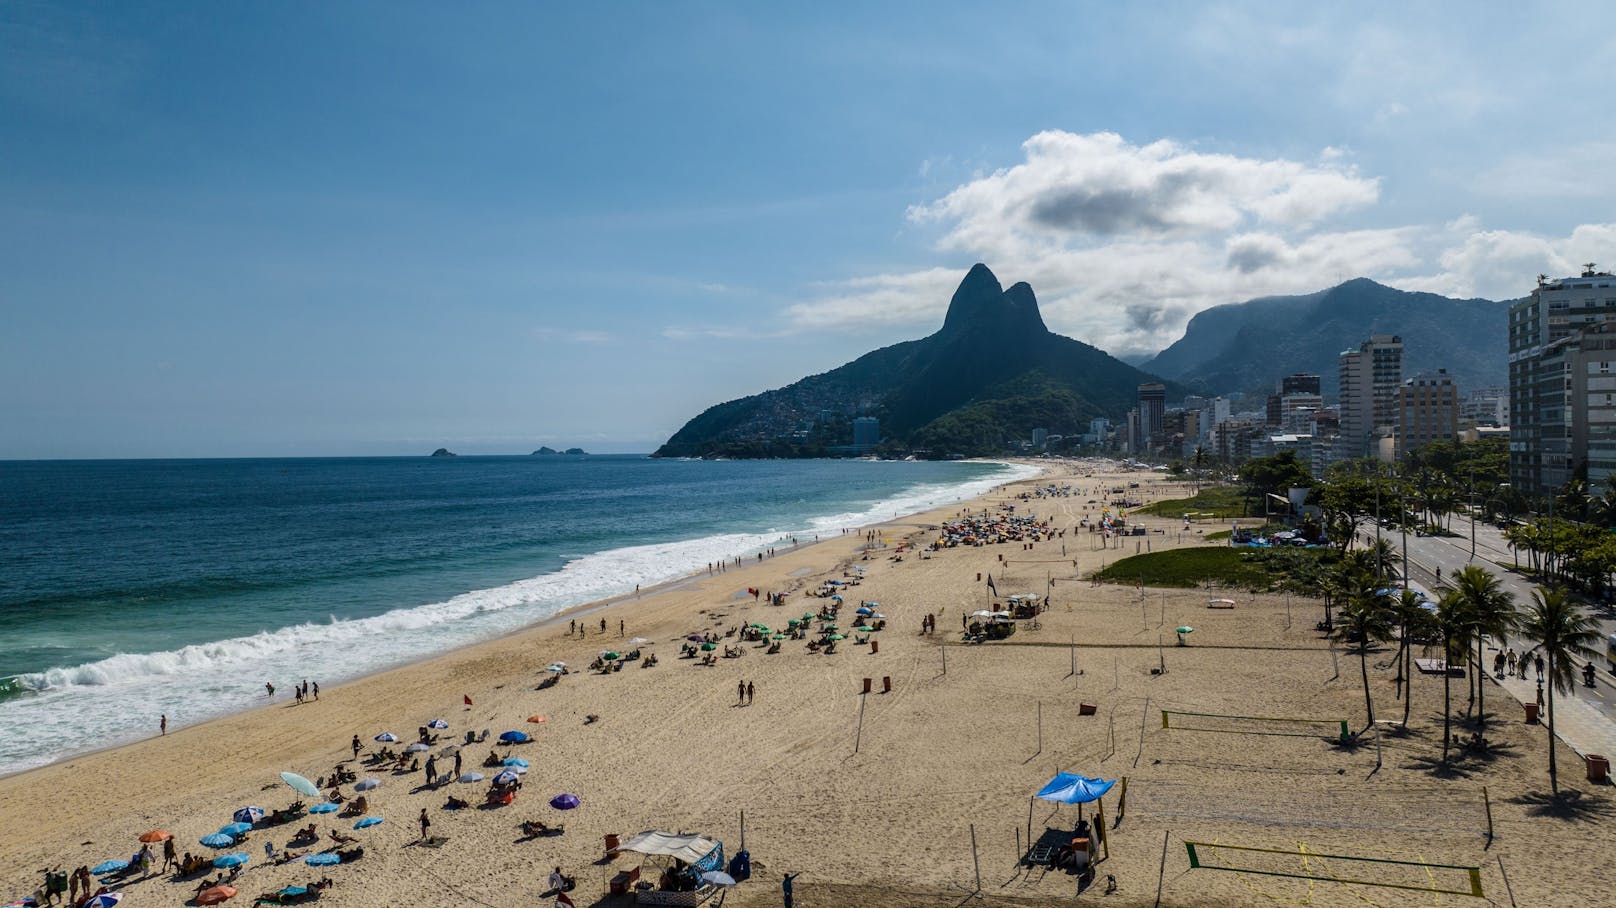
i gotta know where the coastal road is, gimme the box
[1386,515,1616,733]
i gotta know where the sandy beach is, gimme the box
[3,462,1610,907]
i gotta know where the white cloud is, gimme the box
[784,130,1616,358]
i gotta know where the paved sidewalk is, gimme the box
[1480,638,1616,765]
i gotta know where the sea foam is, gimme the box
[0,461,1039,775]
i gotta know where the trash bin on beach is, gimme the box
[1588,754,1610,783]
[1524,702,1540,724]
[604,833,620,859]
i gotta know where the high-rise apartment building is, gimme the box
[1396,370,1458,458]
[1338,335,1403,461]
[1508,267,1616,493]
[1136,383,1166,453]
[852,416,880,449]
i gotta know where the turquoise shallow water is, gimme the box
[0,455,1035,774]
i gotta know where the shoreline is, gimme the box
[0,459,1044,782]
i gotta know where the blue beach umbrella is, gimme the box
[354,778,380,791]
[308,802,339,814]
[498,730,529,744]
[305,853,341,867]
[855,607,873,616]
[548,793,580,810]
[89,860,128,875]
[232,806,264,824]
[82,896,122,908]
[219,822,253,837]
[426,718,449,730]
[493,770,521,786]
[353,816,383,829]
[199,834,235,849]
[501,757,529,768]
[212,852,250,869]
[279,772,321,798]
[373,732,399,743]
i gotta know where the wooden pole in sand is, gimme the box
[940,637,947,675]
[969,823,982,894]
[740,809,746,852]
[1036,701,1043,756]
[1153,829,1169,908]
[1026,797,1033,854]
[854,691,867,754]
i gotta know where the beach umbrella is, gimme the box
[219,822,253,837]
[802,612,815,619]
[3,898,39,907]
[457,772,484,783]
[89,860,128,875]
[700,642,717,651]
[506,764,528,774]
[830,595,843,602]
[526,715,547,724]
[1176,626,1194,634]
[426,718,450,730]
[196,884,237,905]
[548,793,580,810]
[502,757,529,768]
[600,651,620,661]
[687,635,705,642]
[353,817,383,830]
[308,802,339,815]
[373,732,399,743]
[493,770,521,785]
[305,853,341,866]
[855,607,873,616]
[405,743,430,753]
[545,664,565,674]
[628,637,650,645]
[82,896,121,908]
[199,834,235,849]
[232,807,264,824]
[499,730,529,744]
[212,852,250,869]
[279,772,321,798]
[771,633,787,640]
[827,634,845,641]
[137,829,172,843]
[700,871,737,887]
[354,778,380,791]
[786,618,800,626]
[438,745,460,756]
[864,600,878,606]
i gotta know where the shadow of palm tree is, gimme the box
[1508,788,1616,822]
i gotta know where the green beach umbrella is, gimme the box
[854,625,874,633]
[827,634,845,641]
[1176,626,1194,635]
[787,618,800,626]
[601,652,620,660]
[700,642,718,651]
[771,633,787,640]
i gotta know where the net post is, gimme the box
[1160,709,1169,729]
[1338,720,1349,743]
[1468,867,1484,898]
[1185,841,1200,868]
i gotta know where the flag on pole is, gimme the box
[463,694,473,707]
[556,893,575,907]
[986,574,997,595]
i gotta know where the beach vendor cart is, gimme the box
[1008,594,1043,619]
[616,830,726,905]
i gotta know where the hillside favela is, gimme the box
[5,6,1616,908]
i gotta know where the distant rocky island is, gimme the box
[430,448,456,457]
[531,446,589,456]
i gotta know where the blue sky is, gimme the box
[4,2,1614,457]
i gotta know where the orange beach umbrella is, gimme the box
[138,830,172,843]
[197,884,237,904]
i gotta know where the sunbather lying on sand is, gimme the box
[520,820,564,837]
[444,796,470,810]
[327,829,357,845]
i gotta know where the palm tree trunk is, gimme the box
[1442,632,1453,763]
[1548,654,1559,798]
[1402,638,1414,728]
[1360,646,1375,730]
[1476,633,1487,732]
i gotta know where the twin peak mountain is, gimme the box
[653,264,1166,458]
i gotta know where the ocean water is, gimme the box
[0,455,1036,775]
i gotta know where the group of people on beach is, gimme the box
[262,679,320,702]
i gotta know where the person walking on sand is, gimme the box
[747,681,755,705]
[419,808,430,842]
[1535,653,1546,680]
[265,682,275,699]
[312,681,319,701]
[352,735,362,759]
[782,871,800,908]
[620,619,625,636]
[160,714,167,736]
[738,680,746,705]
[600,617,607,633]
[425,755,438,787]
[453,750,463,778]
[162,836,176,870]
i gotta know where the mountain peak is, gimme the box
[941,264,1048,336]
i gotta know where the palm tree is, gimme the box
[1519,587,1602,797]
[1387,588,1433,728]
[1434,590,1474,763]
[1367,538,1402,584]
[1334,584,1395,730]
[1191,444,1207,495]
[1445,566,1518,731]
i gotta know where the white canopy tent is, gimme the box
[619,830,721,865]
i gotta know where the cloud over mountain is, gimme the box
[786,130,1616,358]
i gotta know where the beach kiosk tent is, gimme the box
[1029,773,1118,864]
[618,830,726,905]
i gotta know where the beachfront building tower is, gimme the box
[852,416,880,450]
[1396,370,1459,458]
[1338,335,1403,461]
[1136,383,1166,453]
[1508,267,1616,494]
